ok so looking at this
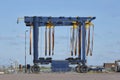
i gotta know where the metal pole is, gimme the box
[25,30,28,73]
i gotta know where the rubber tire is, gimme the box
[80,65,88,73]
[31,65,40,73]
[75,66,81,73]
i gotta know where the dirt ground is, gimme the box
[0,72,120,80]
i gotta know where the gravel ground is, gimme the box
[0,72,120,80]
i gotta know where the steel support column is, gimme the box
[33,17,39,63]
[81,22,86,64]
[78,25,81,60]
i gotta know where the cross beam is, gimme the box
[24,16,95,26]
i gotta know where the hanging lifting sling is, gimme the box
[52,26,55,55]
[70,21,79,56]
[72,28,75,55]
[45,26,47,56]
[86,27,90,56]
[48,27,51,56]
[74,30,78,56]
[29,25,33,55]
[73,22,78,56]
[85,21,94,56]
[46,22,54,56]
[70,26,76,56]
[70,28,73,56]
[78,25,81,58]
[90,25,94,56]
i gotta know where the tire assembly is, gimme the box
[75,65,88,73]
[80,65,88,73]
[75,66,80,73]
[31,64,40,73]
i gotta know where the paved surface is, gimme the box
[0,72,120,80]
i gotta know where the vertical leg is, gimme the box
[31,17,40,73]
[79,22,88,73]
[33,17,39,64]
[81,22,86,64]
[75,25,82,73]
[78,25,81,60]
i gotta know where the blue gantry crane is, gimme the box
[20,16,96,73]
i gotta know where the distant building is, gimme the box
[103,63,116,71]
[103,63,116,68]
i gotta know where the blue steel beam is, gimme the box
[33,17,39,63]
[78,25,81,60]
[81,22,86,64]
[24,16,95,26]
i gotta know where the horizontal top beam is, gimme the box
[24,16,96,26]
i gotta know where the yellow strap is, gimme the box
[85,21,94,29]
[72,21,79,29]
[85,21,94,56]
[46,21,54,28]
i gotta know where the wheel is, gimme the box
[80,65,88,73]
[75,66,80,73]
[31,65,40,73]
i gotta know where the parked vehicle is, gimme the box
[115,60,120,72]
[88,66,104,72]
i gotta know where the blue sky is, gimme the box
[0,0,120,66]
